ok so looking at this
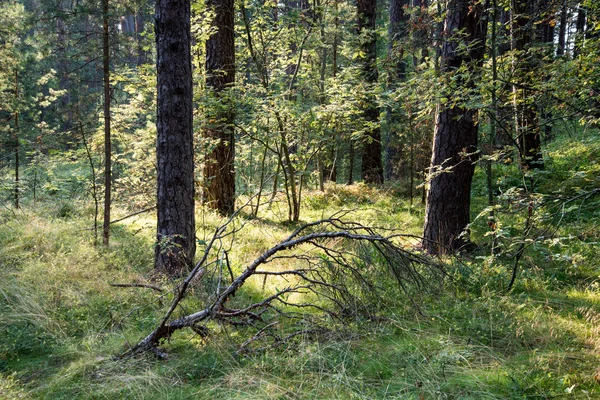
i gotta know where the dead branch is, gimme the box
[120,215,441,358]
[110,283,164,293]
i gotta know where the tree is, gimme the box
[511,0,544,169]
[102,0,112,246]
[357,0,383,184]
[384,0,410,182]
[0,2,28,210]
[202,0,236,216]
[422,0,487,254]
[155,0,196,276]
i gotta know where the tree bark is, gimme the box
[203,0,236,216]
[102,0,112,246]
[155,0,196,276]
[422,0,487,254]
[357,0,383,184]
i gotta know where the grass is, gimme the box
[1,133,599,399]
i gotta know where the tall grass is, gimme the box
[1,133,599,398]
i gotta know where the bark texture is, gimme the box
[203,0,236,215]
[422,0,487,254]
[155,0,196,276]
[357,0,383,184]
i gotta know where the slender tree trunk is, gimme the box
[253,146,268,217]
[385,0,409,181]
[557,0,568,56]
[357,0,383,184]
[512,0,543,169]
[317,0,329,190]
[333,0,338,78]
[347,142,355,185]
[155,0,196,276]
[327,0,339,184]
[539,0,554,143]
[574,5,586,57]
[102,0,112,246]
[487,0,499,209]
[14,70,19,210]
[412,0,430,66]
[203,0,236,215]
[422,0,487,254]
[80,120,99,246]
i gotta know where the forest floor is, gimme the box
[1,133,599,399]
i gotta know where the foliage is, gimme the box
[1,0,599,397]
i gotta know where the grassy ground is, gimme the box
[1,133,599,399]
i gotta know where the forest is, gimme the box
[0,0,599,398]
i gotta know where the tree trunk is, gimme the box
[203,0,236,216]
[411,0,430,66]
[155,0,196,276]
[357,0,383,184]
[557,0,567,56]
[574,5,586,57]
[102,0,112,246]
[384,0,409,181]
[422,0,487,254]
[512,0,543,169]
[347,142,355,185]
[14,70,19,210]
[538,0,554,143]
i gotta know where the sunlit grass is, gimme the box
[1,132,600,398]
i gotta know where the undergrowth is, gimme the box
[0,134,599,399]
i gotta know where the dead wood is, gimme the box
[120,212,442,358]
[110,283,164,292]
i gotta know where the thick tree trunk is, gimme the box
[102,0,111,246]
[357,0,383,184]
[155,0,196,276]
[422,0,487,254]
[203,0,236,216]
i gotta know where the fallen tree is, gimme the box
[121,211,443,358]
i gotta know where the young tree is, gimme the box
[202,0,236,216]
[0,2,28,209]
[384,0,409,181]
[357,0,383,184]
[155,0,196,276]
[422,0,487,254]
[102,0,112,246]
[511,0,544,169]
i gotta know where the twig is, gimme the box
[109,206,156,224]
[110,283,164,293]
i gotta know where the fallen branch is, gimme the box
[121,213,441,358]
[109,206,155,224]
[110,283,164,293]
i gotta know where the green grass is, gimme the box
[1,133,599,399]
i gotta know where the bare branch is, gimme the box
[120,216,441,357]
